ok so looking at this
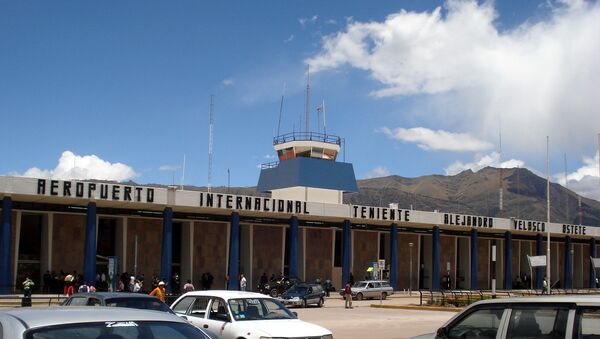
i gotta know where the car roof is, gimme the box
[470,295,600,307]
[68,292,160,299]
[0,307,186,329]
[178,290,269,301]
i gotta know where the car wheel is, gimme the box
[302,299,308,308]
[356,293,363,301]
[317,298,324,307]
[382,292,387,300]
[270,288,279,297]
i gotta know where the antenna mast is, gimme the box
[277,83,286,137]
[181,154,186,190]
[208,95,214,193]
[304,65,310,133]
[564,153,568,223]
[498,121,503,217]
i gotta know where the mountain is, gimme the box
[141,167,600,226]
[344,167,600,226]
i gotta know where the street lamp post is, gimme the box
[409,242,414,296]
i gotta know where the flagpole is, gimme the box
[547,136,551,294]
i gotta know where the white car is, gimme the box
[171,290,333,339]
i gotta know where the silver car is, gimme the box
[412,295,600,339]
[350,280,394,300]
[0,306,210,338]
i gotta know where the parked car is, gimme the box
[258,276,302,297]
[61,292,174,314]
[411,295,600,339]
[344,280,393,300]
[0,306,210,338]
[279,283,325,307]
[170,290,333,339]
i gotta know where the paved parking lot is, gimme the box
[292,296,455,339]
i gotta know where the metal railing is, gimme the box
[273,132,341,146]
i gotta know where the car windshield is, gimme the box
[286,285,308,294]
[228,298,295,321]
[105,298,173,313]
[353,282,368,288]
[25,321,207,339]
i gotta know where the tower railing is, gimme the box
[273,132,341,146]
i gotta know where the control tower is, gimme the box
[257,131,357,204]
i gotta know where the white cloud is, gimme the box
[299,15,319,28]
[554,151,600,200]
[284,34,295,43]
[16,151,138,182]
[264,154,276,159]
[222,78,234,86]
[159,165,181,172]
[380,127,493,152]
[445,152,525,175]
[307,0,600,155]
[364,166,391,179]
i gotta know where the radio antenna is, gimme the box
[208,95,214,193]
[304,65,310,133]
[180,153,186,190]
[276,83,286,137]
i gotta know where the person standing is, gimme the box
[150,281,166,302]
[542,276,548,294]
[183,279,195,293]
[23,276,35,298]
[240,274,247,292]
[344,281,353,309]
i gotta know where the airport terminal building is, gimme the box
[0,132,598,293]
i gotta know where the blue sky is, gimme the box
[1,0,599,200]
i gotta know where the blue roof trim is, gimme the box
[257,157,358,193]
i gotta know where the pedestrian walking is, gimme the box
[183,279,195,293]
[344,281,353,309]
[542,276,548,294]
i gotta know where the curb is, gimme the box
[370,304,463,312]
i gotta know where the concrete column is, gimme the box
[227,212,240,290]
[564,236,573,289]
[288,216,299,278]
[1,197,13,294]
[160,207,173,293]
[432,226,441,290]
[536,233,544,289]
[83,202,97,284]
[390,223,398,290]
[341,220,351,287]
[591,238,597,288]
[504,232,512,289]
[470,229,478,290]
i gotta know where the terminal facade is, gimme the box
[0,132,598,293]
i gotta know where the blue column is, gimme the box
[504,232,512,289]
[564,236,573,289]
[341,220,351,288]
[227,212,240,291]
[590,238,597,288]
[470,229,478,290]
[288,216,299,278]
[1,197,13,294]
[390,224,398,291]
[160,207,173,293]
[432,226,441,290]
[536,234,544,289]
[83,202,97,284]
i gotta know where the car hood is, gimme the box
[281,291,305,298]
[408,333,435,339]
[240,319,331,337]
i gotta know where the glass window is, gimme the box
[104,298,171,313]
[26,321,208,339]
[323,149,336,161]
[228,298,294,321]
[188,297,210,318]
[67,297,88,306]
[87,298,101,306]
[576,307,600,338]
[447,308,504,339]
[172,296,195,315]
[209,299,229,322]
[311,147,323,159]
[506,307,568,338]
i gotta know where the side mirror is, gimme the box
[435,327,448,339]
[292,311,298,318]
